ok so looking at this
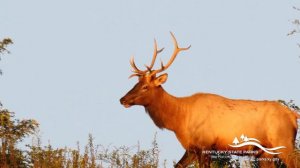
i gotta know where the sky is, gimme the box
[0,0,300,166]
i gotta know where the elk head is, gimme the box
[120,32,191,108]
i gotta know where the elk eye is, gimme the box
[142,85,148,90]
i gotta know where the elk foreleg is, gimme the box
[175,149,211,168]
[175,150,197,168]
[196,150,211,168]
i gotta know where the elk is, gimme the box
[120,32,299,168]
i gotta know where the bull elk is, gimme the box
[120,32,299,167]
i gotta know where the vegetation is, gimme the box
[0,108,38,167]
[0,38,13,75]
[288,6,300,36]
[0,38,13,54]
[288,6,300,57]
[0,106,164,168]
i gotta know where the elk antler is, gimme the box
[151,32,191,75]
[129,39,164,78]
[129,32,190,78]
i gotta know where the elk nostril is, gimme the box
[120,97,126,104]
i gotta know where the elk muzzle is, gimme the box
[120,96,133,108]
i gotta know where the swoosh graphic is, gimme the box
[262,146,286,151]
[247,138,260,143]
[229,141,286,155]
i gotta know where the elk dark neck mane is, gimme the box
[144,87,187,131]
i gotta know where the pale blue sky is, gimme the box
[1,0,300,165]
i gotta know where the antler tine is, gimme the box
[145,39,164,71]
[153,32,191,74]
[130,39,165,78]
[130,56,144,74]
[128,73,140,79]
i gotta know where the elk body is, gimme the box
[120,33,299,168]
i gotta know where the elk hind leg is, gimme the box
[257,152,276,168]
[278,146,299,168]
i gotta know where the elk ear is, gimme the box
[154,73,168,86]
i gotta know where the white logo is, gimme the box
[228,134,286,155]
